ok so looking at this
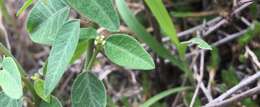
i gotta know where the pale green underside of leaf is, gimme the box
[26,0,69,45]
[0,92,22,107]
[0,57,23,99]
[115,0,189,72]
[34,79,50,102]
[72,72,106,107]
[141,87,191,107]
[44,20,80,96]
[66,0,120,31]
[104,34,155,70]
[39,96,62,107]
[182,37,212,50]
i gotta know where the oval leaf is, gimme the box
[66,0,120,31]
[0,92,22,107]
[115,0,188,72]
[71,72,106,107]
[26,0,69,45]
[39,96,62,107]
[104,34,155,70]
[44,20,80,96]
[182,37,212,50]
[0,57,23,99]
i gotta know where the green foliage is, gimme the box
[26,0,69,45]
[0,92,22,107]
[209,47,220,69]
[107,96,117,107]
[39,96,62,107]
[79,28,98,40]
[44,20,80,96]
[104,34,155,70]
[34,79,50,102]
[141,87,191,107]
[71,72,106,107]
[0,57,23,99]
[144,0,179,45]
[221,67,239,87]
[241,98,258,107]
[66,0,120,31]
[144,0,189,57]
[182,37,212,50]
[71,28,98,63]
[16,0,33,16]
[4,0,202,106]
[115,0,189,73]
[238,21,260,46]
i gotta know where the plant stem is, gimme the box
[83,41,94,72]
[82,40,100,72]
[85,49,99,71]
[0,43,40,106]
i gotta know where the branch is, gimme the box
[205,71,260,106]
[204,86,260,107]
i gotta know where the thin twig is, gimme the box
[203,19,227,36]
[0,11,11,50]
[245,46,260,69]
[190,83,200,107]
[204,86,260,107]
[198,51,213,101]
[205,71,260,105]
[164,0,253,42]
[190,51,213,106]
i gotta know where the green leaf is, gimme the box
[39,96,62,107]
[182,37,212,50]
[104,34,155,70]
[241,98,258,107]
[79,28,98,40]
[238,21,260,46]
[16,0,33,16]
[44,20,80,96]
[70,40,89,63]
[144,0,179,45]
[221,67,239,88]
[141,87,191,107]
[70,28,98,63]
[26,0,69,45]
[34,79,50,102]
[71,72,106,107]
[66,0,120,31]
[0,57,23,99]
[116,0,192,78]
[0,92,22,107]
